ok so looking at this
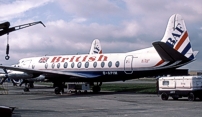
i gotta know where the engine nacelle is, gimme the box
[8,71,38,80]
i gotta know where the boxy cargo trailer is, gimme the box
[158,76,202,101]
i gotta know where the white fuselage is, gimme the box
[17,47,163,72]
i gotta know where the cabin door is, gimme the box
[124,55,133,74]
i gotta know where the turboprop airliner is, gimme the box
[0,14,198,94]
[0,39,103,91]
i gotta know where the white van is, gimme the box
[158,76,202,101]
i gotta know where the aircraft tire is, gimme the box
[198,95,202,101]
[54,87,61,94]
[92,86,101,93]
[24,87,29,92]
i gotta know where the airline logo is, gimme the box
[166,23,184,48]
[50,55,108,63]
[93,46,102,54]
[39,57,49,63]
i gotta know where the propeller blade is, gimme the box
[0,77,7,85]
[0,68,8,85]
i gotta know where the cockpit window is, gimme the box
[32,65,35,69]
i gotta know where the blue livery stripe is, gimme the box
[181,42,191,55]
[189,54,194,60]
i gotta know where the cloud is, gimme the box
[0,0,53,21]
[57,0,123,18]
[0,0,202,70]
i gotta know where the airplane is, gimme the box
[0,21,45,60]
[0,39,103,91]
[0,14,198,94]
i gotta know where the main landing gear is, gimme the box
[21,80,34,92]
[91,82,102,93]
[53,82,65,94]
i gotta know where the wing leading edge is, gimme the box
[0,65,98,78]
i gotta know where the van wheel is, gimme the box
[198,95,202,101]
[188,93,195,101]
[161,93,168,100]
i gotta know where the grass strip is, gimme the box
[101,83,157,94]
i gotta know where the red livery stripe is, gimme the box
[155,60,164,66]
[174,31,188,51]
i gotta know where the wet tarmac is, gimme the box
[0,82,202,117]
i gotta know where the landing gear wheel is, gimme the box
[188,93,195,101]
[92,86,101,93]
[24,87,30,92]
[54,87,61,94]
[28,83,34,88]
[161,93,168,100]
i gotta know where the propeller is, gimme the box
[0,68,17,86]
[0,68,8,85]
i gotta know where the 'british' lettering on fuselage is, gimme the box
[50,55,108,63]
[166,23,184,47]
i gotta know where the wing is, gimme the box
[0,65,99,78]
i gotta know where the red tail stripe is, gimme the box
[155,60,164,66]
[174,31,188,51]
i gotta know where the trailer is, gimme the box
[158,76,202,101]
[67,83,90,93]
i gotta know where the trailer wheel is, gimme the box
[198,95,202,101]
[188,93,195,101]
[161,93,168,100]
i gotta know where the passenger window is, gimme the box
[93,62,97,68]
[163,81,169,85]
[115,61,120,68]
[52,63,55,69]
[64,62,68,68]
[77,62,82,68]
[71,62,74,68]
[101,62,105,68]
[45,63,48,69]
[85,62,89,68]
[108,61,112,68]
[32,65,35,69]
[57,63,60,68]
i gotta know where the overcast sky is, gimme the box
[0,0,202,70]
